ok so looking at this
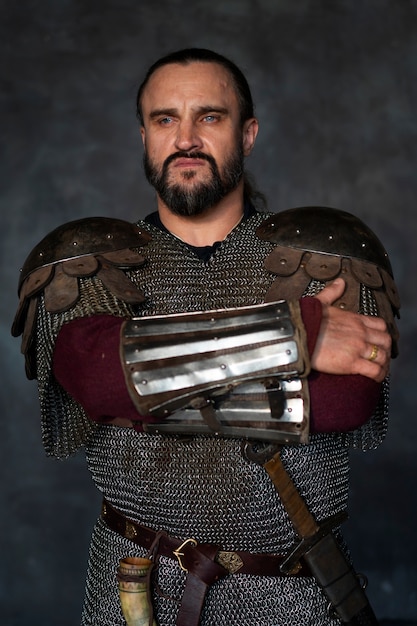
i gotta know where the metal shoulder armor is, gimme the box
[12,216,151,379]
[257,206,400,357]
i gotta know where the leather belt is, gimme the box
[101,498,311,626]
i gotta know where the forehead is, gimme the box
[141,61,240,114]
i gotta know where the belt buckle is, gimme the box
[173,538,198,572]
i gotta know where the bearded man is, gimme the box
[13,48,398,626]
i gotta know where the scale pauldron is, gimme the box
[257,206,400,357]
[12,216,151,379]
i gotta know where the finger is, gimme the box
[360,314,388,332]
[361,341,390,382]
[362,324,392,355]
[315,278,346,306]
[359,358,389,383]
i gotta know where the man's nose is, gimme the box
[174,120,203,151]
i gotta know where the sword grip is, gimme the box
[264,452,318,537]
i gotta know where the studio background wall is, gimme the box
[1,1,416,624]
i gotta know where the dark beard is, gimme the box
[143,148,244,217]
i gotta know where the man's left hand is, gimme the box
[311,278,391,382]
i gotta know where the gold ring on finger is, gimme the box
[367,344,379,362]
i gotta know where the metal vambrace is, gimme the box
[120,300,311,445]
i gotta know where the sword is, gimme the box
[243,443,379,625]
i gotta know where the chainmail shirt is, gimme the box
[33,210,388,625]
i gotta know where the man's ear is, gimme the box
[242,118,259,156]
[140,126,146,148]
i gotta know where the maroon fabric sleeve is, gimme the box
[53,315,142,424]
[299,297,323,358]
[299,296,381,432]
[52,309,381,434]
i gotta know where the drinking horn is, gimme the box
[117,557,157,626]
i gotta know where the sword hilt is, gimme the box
[243,442,318,537]
[243,441,377,624]
[279,510,348,575]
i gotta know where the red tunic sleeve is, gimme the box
[299,297,381,432]
[52,298,381,433]
[53,314,142,423]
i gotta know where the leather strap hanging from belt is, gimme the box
[101,499,311,626]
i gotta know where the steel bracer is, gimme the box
[120,300,311,445]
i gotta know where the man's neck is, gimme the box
[156,187,245,247]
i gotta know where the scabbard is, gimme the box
[257,447,379,625]
[304,533,379,625]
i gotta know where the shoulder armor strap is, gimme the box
[12,217,151,377]
[257,206,400,356]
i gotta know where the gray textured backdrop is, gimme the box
[1,1,416,624]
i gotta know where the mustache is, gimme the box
[163,151,216,169]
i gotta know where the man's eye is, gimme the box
[159,117,173,125]
[203,115,218,123]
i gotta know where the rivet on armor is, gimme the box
[280,258,287,265]
[141,380,148,385]
[72,241,78,246]
[106,233,113,239]
[220,364,227,370]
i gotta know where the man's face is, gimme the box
[140,62,256,216]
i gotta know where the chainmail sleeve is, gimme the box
[339,284,390,451]
[303,280,389,451]
[256,206,400,452]
[11,216,151,459]
[35,276,138,459]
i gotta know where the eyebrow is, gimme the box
[148,105,230,120]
